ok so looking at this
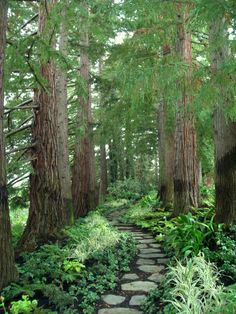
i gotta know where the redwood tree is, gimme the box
[72,2,97,218]
[158,100,174,207]
[210,16,236,224]
[56,8,73,224]
[0,0,18,288]
[173,3,199,215]
[17,0,67,252]
[99,143,108,200]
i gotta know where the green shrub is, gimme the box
[107,179,144,200]
[10,208,28,246]
[200,184,215,208]
[10,295,38,314]
[166,255,223,314]
[203,224,236,283]
[165,212,215,258]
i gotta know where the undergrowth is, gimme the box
[123,188,236,313]
[1,210,137,314]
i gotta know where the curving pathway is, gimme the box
[97,210,169,314]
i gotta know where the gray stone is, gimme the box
[139,239,156,244]
[137,244,148,249]
[138,265,165,273]
[98,308,142,314]
[121,280,157,292]
[148,273,164,282]
[136,258,155,265]
[149,243,161,248]
[157,258,170,264]
[122,273,139,280]
[101,294,126,305]
[138,253,166,259]
[139,248,161,254]
[129,295,146,306]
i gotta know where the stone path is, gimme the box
[97,210,169,314]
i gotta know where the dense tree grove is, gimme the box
[0,0,236,312]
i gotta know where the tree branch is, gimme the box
[6,143,36,155]
[6,124,31,138]
[8,174,29,187]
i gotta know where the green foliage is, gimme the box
[2,210,137,313]
[200,185,215,208]
[165,212,215,258]
[214,283,236,314]
[203,225,236,282]
[10,295,38,314]
[10,208,28,247]
[167,255,223,314]
[65,212,120,262]
[107,178,145,200]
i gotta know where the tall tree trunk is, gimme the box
[173,3,199,215]
[118,139,125,181]
[0,0,18,289]
[17,0,67,252]
[72,3,97,218]
[98,59,108,201]
[56,10,73,224]
[99,144,108,200]
[125,115,134,179]
[109,139,118,183]
[210,17,236,224]
[158,100,174,207]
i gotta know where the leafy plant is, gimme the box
[213,283,236,314]
[165,212,214,258]
[166,255,223,314]
[203,224,236,283]
[10,295,38,314]
[107,178,145,200]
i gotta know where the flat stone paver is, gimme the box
[136,258,155,265]
[139,248,161,254]
[139,239,156,244]
[137,244,148,249]
[122,273,139,280]
[129,295,146,306]
[101,294,126,305]
[98,308,142,314]
[149,243,161,248]
[121,281,157,292]
[148,273,164,282]
[138,265,165,273]
[138,253,166,259]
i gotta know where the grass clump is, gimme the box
[167,255,223,314]
[65,213,120,262]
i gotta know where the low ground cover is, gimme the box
[120,188,236,313]
[1,204,137,314]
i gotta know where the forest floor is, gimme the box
[96,209,169,314]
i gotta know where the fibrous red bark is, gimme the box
[17,0,67,252]
[173,3,199,215]
[0,0,18,288]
